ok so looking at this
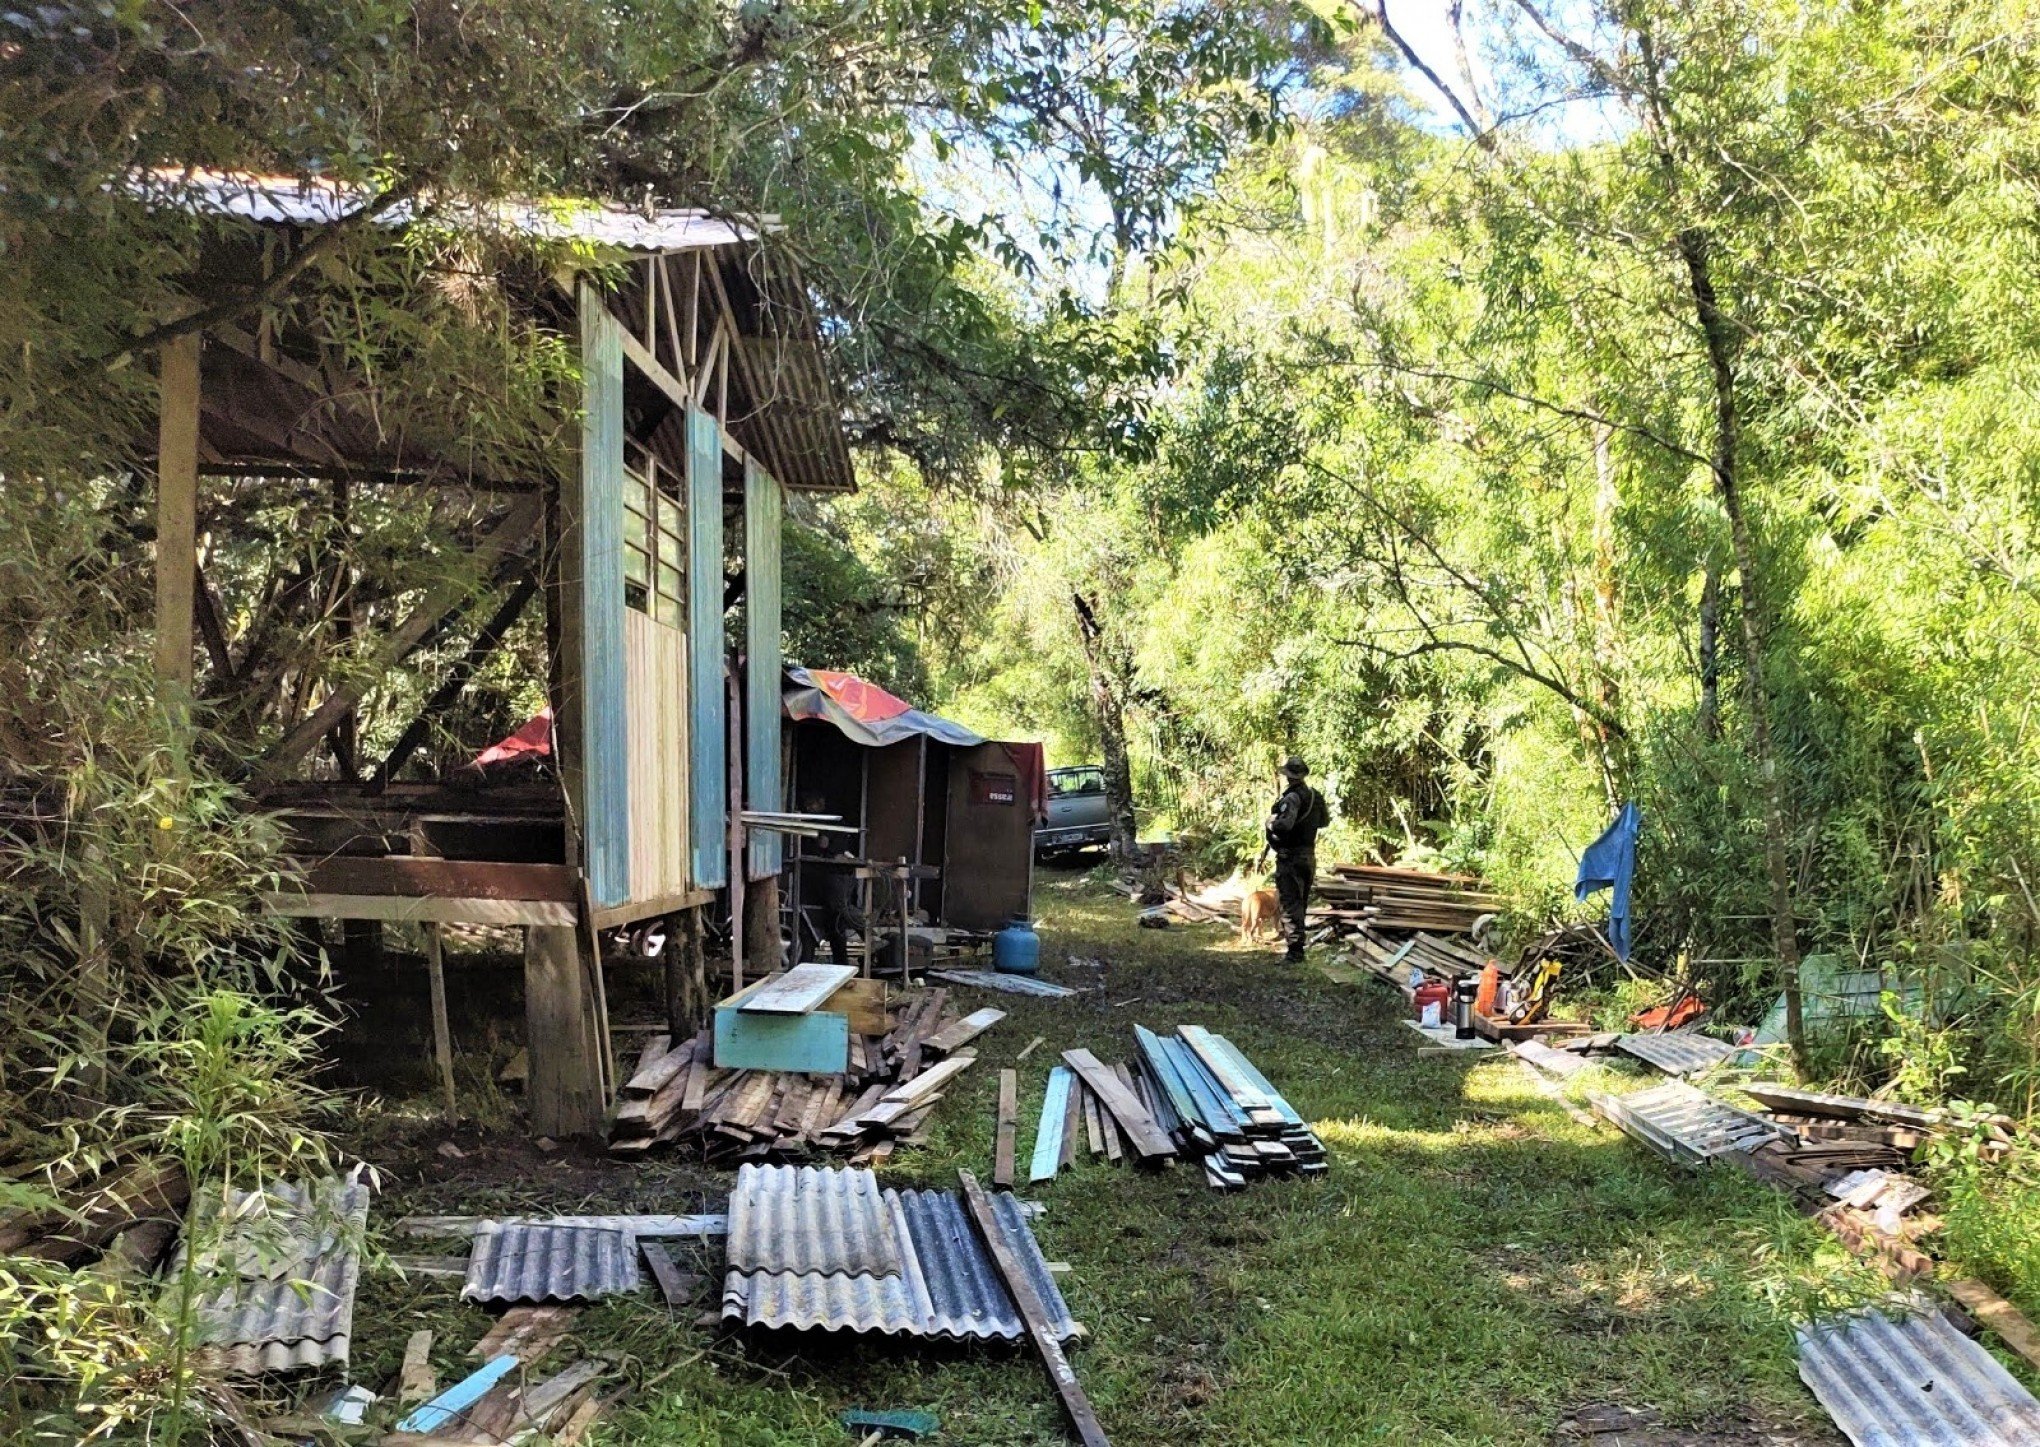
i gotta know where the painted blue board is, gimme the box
[687,406,728,888]
[1028,1065,1074,1183]
[1208,1033,1305,1126]
[578,293,630,907]
[713,1001,848,1073]
[744,460,784,880]
[398,1355,517,1434]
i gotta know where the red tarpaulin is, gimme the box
[475,706,554,766]
[801,669,913,724]
[1003,739,1049,823]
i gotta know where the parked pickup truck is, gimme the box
[1036,765,1114,857]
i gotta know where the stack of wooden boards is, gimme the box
[1134,1025,1327,1190]
[1343,926,1506,990]
[1313,863,1504,934]
[1013,1048,1180,1187]
[607,987,1004,1166]
[1006,1026,1325,1193]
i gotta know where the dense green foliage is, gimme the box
[813,3,2040,1117]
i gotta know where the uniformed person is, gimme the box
[1264,757,1329,963]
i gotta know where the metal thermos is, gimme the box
[1453,976,1479,1040]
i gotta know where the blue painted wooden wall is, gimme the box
[687,406,728,888]
[744,459,784,879]
[578,293,630,907]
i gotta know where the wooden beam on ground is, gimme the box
[425,923,456,1119]
[925,1007,1006,1056]
[1946,1278,2040,1374]
[957,1171,1110,1447]
[1030,1067,1071,1184]
[399,1330,437,1405]
[640,1243,698,1307]
[1061,1049,1176,1161]
[154,332,202,700]
[993,1068,1019,1189]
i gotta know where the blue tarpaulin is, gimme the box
[1576,801,1641,962]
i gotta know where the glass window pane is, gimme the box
[656,593,683,628]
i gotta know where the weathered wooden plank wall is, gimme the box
[686,406,728,887]
[744,459,784,880]
[578,292,631,907]
[625,609,690,901]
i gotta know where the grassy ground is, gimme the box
[343,872,1961,1445]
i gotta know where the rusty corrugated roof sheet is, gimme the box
[1797,1303,2040,1446]
[188,1171,370,1376]
[720,1167,1077,1341]
[1616,1030,1737,1077]
[461,1222,642,1305]
[1593,1082,1785,1166]
[727,1164,905,1278]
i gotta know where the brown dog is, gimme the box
[1238,888,1279,943]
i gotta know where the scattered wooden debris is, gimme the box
[399,1331,436,1405]
[470,1305,579,1364]
[604,987,984,1163]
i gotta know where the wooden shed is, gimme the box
[783,668,1042,939]
[134,170,853,1135]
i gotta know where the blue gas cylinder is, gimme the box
[992,918,1041,975]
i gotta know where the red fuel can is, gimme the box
[1413,980,1451,1024]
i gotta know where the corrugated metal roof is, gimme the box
[131,167,755,254]
[926,969,1079,998]
[1797,1303,2040,1446]
[189,1172,370,1376]
[1593,1082,1785,1167]
[720,1168,1077,1342]
[1616,1030,1738,1077]
[461,1222,642,1304]
[896,1186,1078,1343]
[727,1164,905,1278]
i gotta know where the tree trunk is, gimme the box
[1677,226,1805,1069]
[1072,591,1139,863]
[1697,561,1721,740]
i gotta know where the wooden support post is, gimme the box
[684,906,707,1022]
[523,924,605,1138]
[861,874,877,981]
[154,333,201,702]
[745,874,780,979]
[425,923,456,1120]
[662,910,688,1037]
[896,859,912,987]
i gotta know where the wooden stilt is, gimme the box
[662,909,688,1037]
[523,924,604,1138]
[425,923,456,1119]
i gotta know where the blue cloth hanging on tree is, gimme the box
[1576,801,1641,962]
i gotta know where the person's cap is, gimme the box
[1280,756,1308,777]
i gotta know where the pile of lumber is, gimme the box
[1313,863,1504,935]
[608,989,999,1166]
[1343,926,1504,991]
[1133,1024,1326,1191]
[1016,1049,1178,1186]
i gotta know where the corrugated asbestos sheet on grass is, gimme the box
[1797,1304,2040,1446]
[1593,1081,1784,1166]
[727,1164,905,1278]
[190,1171,371,1376]
[461,1222,642,1304]
[721,1167,1076,1341]
[1616,1030,1737,1077]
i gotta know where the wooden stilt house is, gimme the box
[137,171,852,1135]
